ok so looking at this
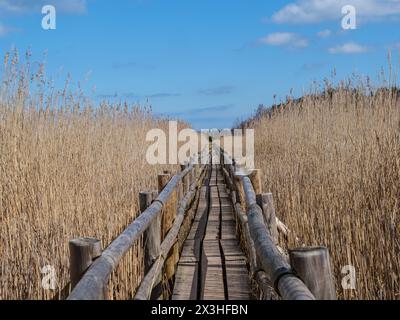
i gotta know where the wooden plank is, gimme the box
[173,164,252,301]
[220,239,250,300]
[172,262,198,300]
[202,240,225,300]
[173,184,209,300]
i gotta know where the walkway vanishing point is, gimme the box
[67,145,337,301]
[172,164,250,300]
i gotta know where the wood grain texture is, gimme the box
[289,247,337,300]
[69,238,102,289]
[172,165,250,301]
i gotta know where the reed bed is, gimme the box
[247,76,400,299]
[0,51,178,299]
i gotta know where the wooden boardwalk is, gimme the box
[172,165,251,300]
[68,147,329,301]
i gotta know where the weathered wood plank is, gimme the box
[220,239,250,300]
[173,164,251,301]
[173,182,209,300]
[203,240,225,300]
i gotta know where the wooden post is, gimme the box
[158,173,171,240]
[289,246,337,300]
[69,237,102,289]
[170,183,179,275]
[231,190,237,204]
[234,174,245,212]
[188,167,193,187]
[180,164,187,198]
[158,173,177,297]
[194,164,199,183]
[256,193,278,244]
[140,191,162,299]
[140,192,160,272]
[249,169,262,194]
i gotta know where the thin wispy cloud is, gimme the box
[97,92,118,99]
[190,104,234,114]
[0,23,19,37]
[97,91,181,100]
[258,32,309,48]
[317,29,332,38]
[270,0,400,24]
[387,42,400,49]
[147,93,181,98]
[112,62,137,69]
[328,42,369,54]
[0,0,87,15]
[302,62,326,71]
[169,104,234,117]
[198,86,235,96]
[0,24,9,37]
[164,104,236,129]
[111,61,155,70]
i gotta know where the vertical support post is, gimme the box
[189,166,194,187]
[249,169,262,194]
[231,190,237,204]
[158,172,177,298]
[229,164,235,179]
[69,237,102,290]
[180,164,187,196]
[234,174,245,211]
[140,191,162,299]
[194,163,199,183]
[170,181,179,279]
[158,173,171,238]
[256,193,278,244]
[289,246,337,300]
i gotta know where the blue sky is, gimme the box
[0,0,399,129]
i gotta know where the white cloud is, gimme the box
[0,24,7,37]
[0,0,86,15]
[317,29,332,38]
[0,24,18,37]
[387,42,400,50]
[258,32,309,48]
[271,0,400,24]
[328,42,369,54]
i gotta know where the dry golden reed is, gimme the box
[246,74,400,299]
[0,51,178,300]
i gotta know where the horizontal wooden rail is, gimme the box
[242,176,315,300]
[135,163,208,299]
[218,145,335,300]
[68,150,209,300]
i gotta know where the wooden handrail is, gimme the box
[242,176,315,300]
[218,145,332,300]
[68,150,209,300]
[66,142,334,300]
[135,162,208,299]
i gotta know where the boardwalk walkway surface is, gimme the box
[172,164,251,300]
[67,147,328,301]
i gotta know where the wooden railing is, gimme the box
[66,142,336,300]
[67,148,210,300]
[218,145,336,300]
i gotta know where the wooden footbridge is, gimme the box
[67,145,336,300]
[172,164,250,300]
